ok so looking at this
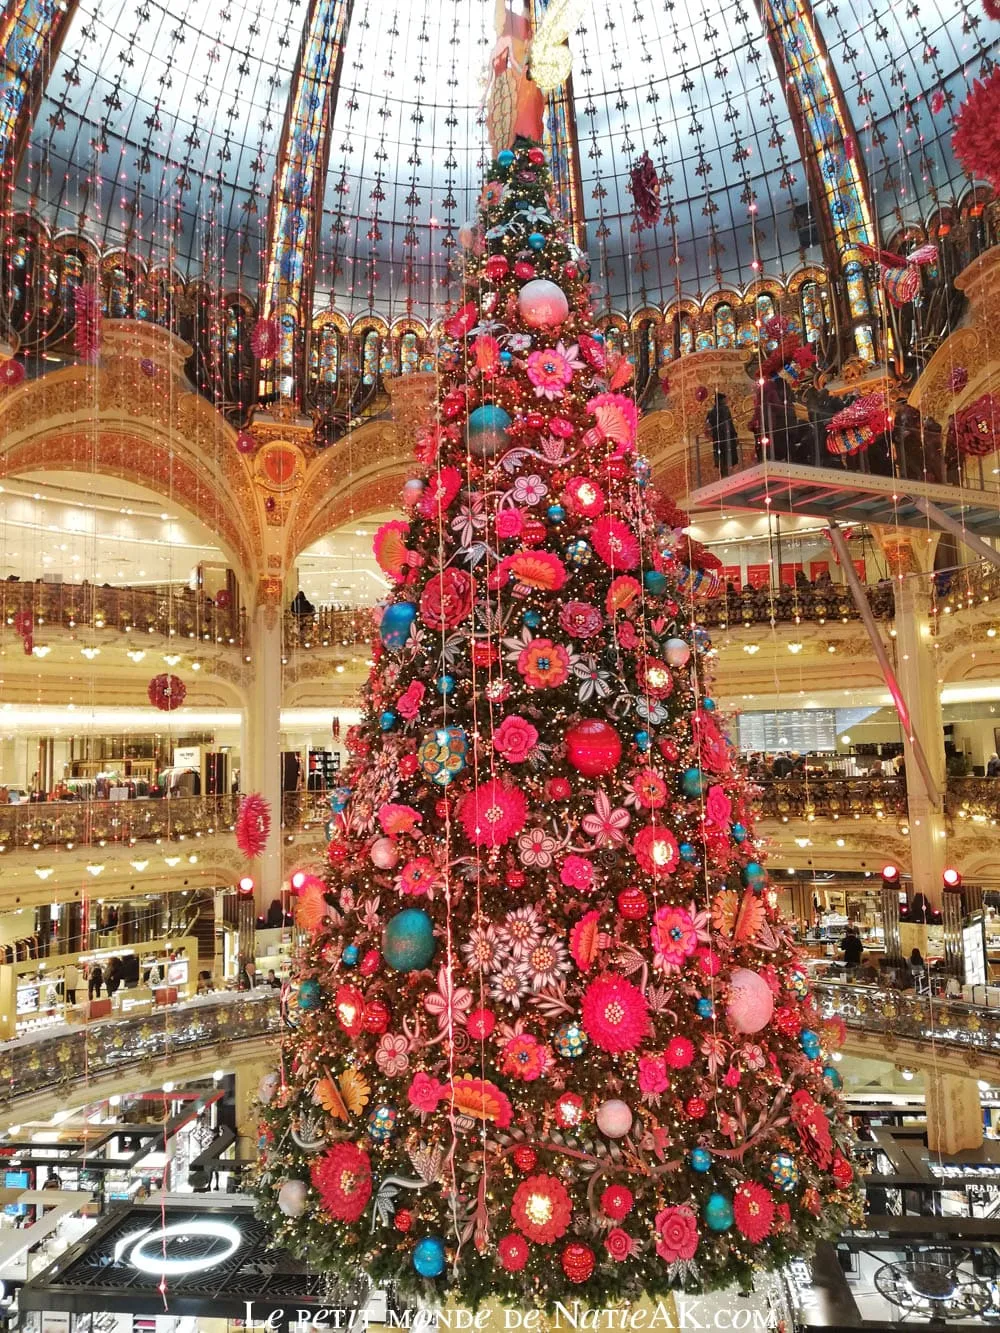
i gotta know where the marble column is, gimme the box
[925,1070,984,1154]
[246,599,284,913]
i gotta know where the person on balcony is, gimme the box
[988,752,1000,778]
[289,589,315,618]
[840,926,864,973]
[706,392,740,478]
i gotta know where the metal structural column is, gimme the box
[246,602,285,913]
[925,1071,984,1154]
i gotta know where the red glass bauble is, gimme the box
[525,411,545,431]
[394,1209,413,1232]
[604,457,630,480]
[363,999,391,1033]
[0,359,26,388]
[565,718,622,777]
[521,518,548,546]
[506,869,526,889]
[512,1144,537,1172]
[484,255,509,281]
[685,1096,708,1119]
[617,887,649,920]
[554,1092,585,1129]
[561,1243,595,1284]
[659,739,679,763]
[236,429,256,454]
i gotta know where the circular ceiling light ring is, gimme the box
[127,1220,242,1275]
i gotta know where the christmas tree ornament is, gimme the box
[565,718,622,776]
[277,1179,308,1217]
[682,767,705,796]
[468,404,513,457]
[552,1021,588,1058]
[342,945,359,967]
[383,909,436,972]
[561,1244,595,1283]
[371,837,399,869]
[664,638,691,667]
[379,602,417,649]
[727,968,775,1034]
[413,1236,447,1277]
[367,1106,398,1142]
[418,727,468,786]
[704,1193,734,1232]
[800,1029,821,1060]
[768,1153,800,1192]
[554,1092,585,1128]
[596,1098,633,1138]
[297,978,322,1010]
[518,279,570,327]
[437,675,456,696]
[690,1148,711,1172]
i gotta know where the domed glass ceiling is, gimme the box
[11,0,997,320]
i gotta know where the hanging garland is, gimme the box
[236,793,272,859]
[952,66,1000,191]
[147,673,186,711]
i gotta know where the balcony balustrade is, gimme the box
[0,794,239,851]
[757,775,908,821]
[2,581,245,646]
[815,980,1000,1060]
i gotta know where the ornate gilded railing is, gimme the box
[945,776,1000,824]
[757,775,908,821]
[815,982,1000,1058]
[2,581,245,645]
[283,606,374,651]
[0,794,239,851]
[928,560,999,622]
[0,991,280,1107]
[695,580,895,628]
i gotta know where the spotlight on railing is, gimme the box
[880,863,900,888]
[237,875,255,897]
[942,866,963,889]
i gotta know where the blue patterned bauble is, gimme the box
[418,726,468,787]
[703,697,716,711]
[565,538,592,567]
[690,1148,711,1173]
[731,822,747,843]
[436,675,455,696]
[553,1021,589,1058]
[704,1192,733,1232]
[330,786,351,813]
[523,609,541,628]
[633,457,652,486]
[787,969,808,999]
[367,1105,398,1143]
[413,1236,447,1278]
[679,842,697,862]
[741,861,766,889]
[644,570,667,596]
[342,944,359,967]
[800,1029,821,1060]
[547,504,566,524]
[380,602,417,650]
[824,1065,843,1088]
[693,627,712,651]
[297,978,322,1010]
[768,1153,799,1192]
[635,731,651,752]
[379,711,396,731]
[497,150,515,169]
[528,232,546,250]
[682,767,705,797]
[384,909,436,972]
[467,404,512,459]
[696,997,714,1019]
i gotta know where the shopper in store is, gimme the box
[63,960,79,1006]
[87,961,104,1000]
[266,968,281,988]
[988,752,1000,778]
[105,956,123,1000]
[857,954,879,984]
[840,925,864,974]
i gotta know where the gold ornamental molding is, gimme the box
[909,246,1000,423]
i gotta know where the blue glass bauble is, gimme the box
[547,504,566,524]
[467,404,512,459]
[528,232,546,250]
[800,1029,821,1060]
[413,1236,446,1278]
[592,330,604,343]
[553,1021,588,1058]
[633,457,652,486]
[824,1065,842,1088]
[703,697,716,711]
[644,570,667,596]
[742,861,765,889]
[682,767,704,797]
[523,609,541,628]
[499,349,513,366]
[330,786,351,813]
[297,978,322,1010]
[367,1105,398,1143]
[380,602,417,649]
[768,1152,799,1192]
[731,822,747,843]
[635,731,651,752]
[437,675,455,696]
[380,710,396,731]
[679,842,696,861]
[497,150,515,169]
[704,1192,733,1232]
[384,909,436,972]
[696,997,714,1019]
[342,944,359,967]
[693,627,712,651]
[690,1148,711,1173]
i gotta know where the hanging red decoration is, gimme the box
[628,151,661,229]
[952,67,1000,191]
[952,393,1000,457]
[74,285,102,362]
[12,610,32,655]
[236,793,272,859]
[147,673,187,711]
[0,358,25,389]
[236,429,257,455]
[984,0,1000,21]
[826,394,889,456]
[251,318,280,359]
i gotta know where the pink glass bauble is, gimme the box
[518,279,570,328]
[726,967,774,1034]
[236,429,256,454]
[565,719,622,777]
[371,837,399,870]
[277,1179,308,1217]
[596,1098,633,1139]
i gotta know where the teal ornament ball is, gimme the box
[380,602,416,649]
[690,1148,711,1173]
[499,349,513,366]
[379,711,396,731]
[297,978,322,1010]
[413,1236,447,1278]
[644,570,667,595]
[330,786,351,813]
[731,822,747,843]
[436,675,455,696]
[553,1021,588,1058]
[417,726,467,787]
[547,504,566,524]
[703,697,716,711]
[696,997,714,1018]
[768,1152,799,1192]
[679,842,697,862]
[497,150,515,169]
[682,767,704,797]
[741,860,766,889]
[528,232,546,250]
[704,1192,733,1232]
[367,1105,398,1143]
[635,731,651,752]
[467,404,512,459]
[342,944,359,967]
[824,1065,843,1088]
[800,1029,821,1060]
[523,609,541,628]
[383,909,436,973]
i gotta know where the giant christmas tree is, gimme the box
[252,140,859,1308]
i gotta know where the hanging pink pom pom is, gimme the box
[251,318,280,359]
[147,673,186,711]
[74,286,102,363]
[929,90,946,115]
[236,793,272,859]
[984,1,1000,21]
[952,67,1000,191]
[236,429,257,454]
[0,358,25,388]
